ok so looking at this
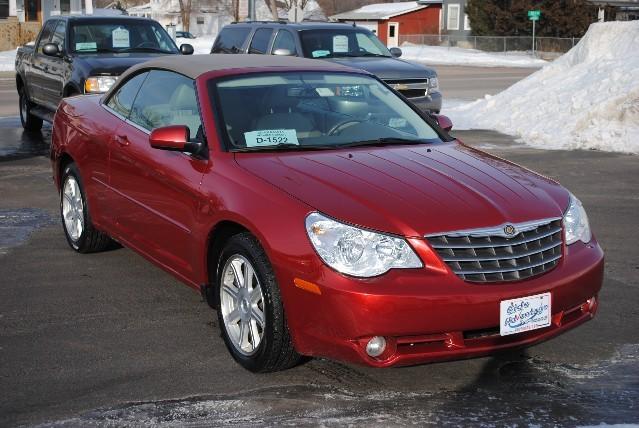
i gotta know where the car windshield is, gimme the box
[212,72,441,152]
[69,20,179,54]
[299,29,392,59]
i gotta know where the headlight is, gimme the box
[84,76,117,94]
[305,212,422,277]
[564,193,591,245]
[428,77,439,92]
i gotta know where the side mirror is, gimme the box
[273,48,293,56]
[43,43,60,57]
[389,47,402,58]
[150,125,206,157]
[433,114,453,132]
[180,44,194,55]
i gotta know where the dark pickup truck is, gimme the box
[211,22,442,113]
[15,15,193,130]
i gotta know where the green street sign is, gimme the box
[528,10,541,20]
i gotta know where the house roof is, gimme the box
[330,1,438,21]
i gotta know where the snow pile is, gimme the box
[401,44,547,68]
[0,49,17,72]
[176,35,215,54]
[446,21,639,154]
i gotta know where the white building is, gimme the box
[127,0,232,37]
[2,0,93,23]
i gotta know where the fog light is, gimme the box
[365,336,386,358]
[588,296,597,311]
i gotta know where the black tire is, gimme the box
[60,163,113,253]
[18,87,43,131]
[215,233,302,372]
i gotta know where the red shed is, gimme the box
[331,1,442,47]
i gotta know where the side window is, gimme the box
[106,72,148,118]
[272,30,297,55]
[248,28,273,55]
[36,20,57,55]
[211,27,250,53]
[355,33,377,53]
[129,70,202,140]
[50,20,66,51]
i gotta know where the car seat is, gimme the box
[253,86,319,139]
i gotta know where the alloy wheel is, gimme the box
[62,176,84,242]
[220,255,265,356]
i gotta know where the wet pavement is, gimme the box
[1,99,638,426]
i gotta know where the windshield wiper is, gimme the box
[336,137,431,148]
[232,143,334,152]
[357,52,390,57]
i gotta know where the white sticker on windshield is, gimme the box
[315,87,334,97]
[333,35,349,53]
[112,27,130,48]
[311,50,330,58]
[75,42,97,51]
[389,117,407,128]
[244,129,299,147]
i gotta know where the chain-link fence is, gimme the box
[398,35,580,59]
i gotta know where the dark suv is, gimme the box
[211,21,442,113]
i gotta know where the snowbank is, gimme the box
[176,36,215,54]
[401,45,547,68]
[0,49,17,72]
[446,21,639,154]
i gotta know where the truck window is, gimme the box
[36,20,57,55]
[272,30,297,55]
[211,27,250,54]
[248,28,273,55]
[50,20,66,51]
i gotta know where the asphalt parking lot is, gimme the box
[0,68,638,427]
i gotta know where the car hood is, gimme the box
[234,143,569,237]
[321,56,436,80]
[74,52,175,75]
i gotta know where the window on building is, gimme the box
[464,13,471,31]
[60,0,70,14]
[248,28,273,55]
[0,0,9,19]
[196,16,204,24]
[447,4,460,31]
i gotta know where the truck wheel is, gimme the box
[216,233,302,372]
[19,88,43,131]
[60,163,113,253]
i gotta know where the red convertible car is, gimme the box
[51,55,603,372]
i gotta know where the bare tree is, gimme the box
[178,0,192,31]
[268,0,279,20]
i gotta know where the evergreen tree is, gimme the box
[466,0,602,37]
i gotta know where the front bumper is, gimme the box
[407,90,442,113]
[277,239,604,368]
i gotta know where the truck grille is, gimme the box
[426,218,563,283]
[384,79,428,99]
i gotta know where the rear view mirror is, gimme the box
[43,43,60,57]
[180,44,194,55]
[433,114,453,132]
[389,47,402,58]
[273,48,294,56]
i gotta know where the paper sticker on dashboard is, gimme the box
[315,87,335,97]
[333,35,348,53]
[311,50,330,58]
[244,129,299,147]
[75,42,97,51]
[112,27,130,48]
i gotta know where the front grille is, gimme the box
[426,218,563,283]
[384,79,428,99]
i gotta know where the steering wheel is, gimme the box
[328,120,362,136]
